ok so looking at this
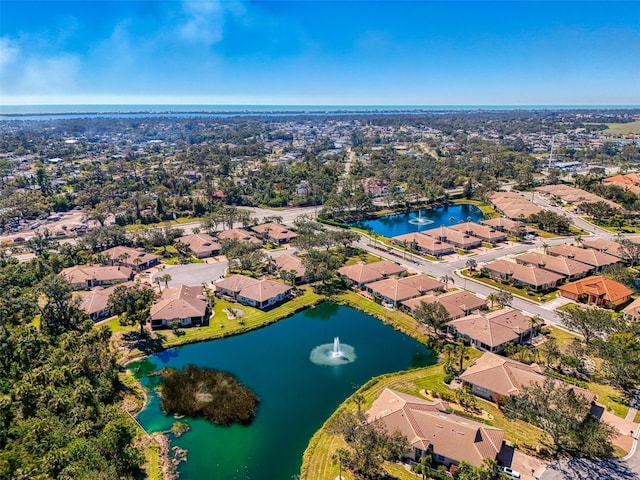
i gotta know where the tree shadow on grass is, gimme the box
[123,331,167,356]
[547,457,639,480]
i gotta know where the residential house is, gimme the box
[366,388,504,468]
[177,233,221,258]
[252,222,298,244]
[102,246,160,271]
[488,192,542,220]
[447,307,537,353]
[458,352,595,403]
[215,274,292,309]
[546,244,619,272]
[480,217,533,235]
[402,290,486,320]
[366,274,445,307]
[483,259,564,291]
[60,264,134,290]
[581,238,628,260]
[150,285,209,329]
[273,253,307,284]
[78,283,131,321]
[449,222,507,243]
[422,225,482,250]
[515,252,593,281]
[392,232,455,257]
[216,228,263,246]
[337,261,407,288]
[558,275,633,308]
[623,297,640,321]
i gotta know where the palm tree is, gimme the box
[487,293,498,309]
[542,242,550,254]
[419,454,432,480]
[574,234,583,247]
[331,448,350,480]
[440,274,454,289]
[465,258,477,272]
[352,393,366,414]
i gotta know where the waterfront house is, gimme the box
[366,274,445,308]
[392,232,455,257]
[401,290,486,320]
[337,261,407,288]
[150,285,209,329]
[215,274,292,309]
[458,352,595,404]
[366,389,504,468]
[422,225,482,250]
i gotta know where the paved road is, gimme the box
[151,262,228,287]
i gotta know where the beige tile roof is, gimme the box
[251,222,298,242]
[60,264,134,285]
[401,294,466,319]
[450,222,507,242]
[177,233,221,256]
[516,252,593,278]
[459,352,596,403]
[337,260,406,285]
[536,184,623,210]
[488,192,542,219]
[77,283,133,316]
[623,296,640,319]
[448,307,533,348]
[422,225,482,248]
[367,275,444,302]
[150,285,208,321]
[581,238,626,259]
[547,244,619,268]
[480,217,531,233]
[102,246,159,266]
[216,228,262,245]
[393,232,455,255]
[215,274,291,303]
[274,253,306,277]
[485,259,564,287]
[367,389,504,467]
[439,290,488,312]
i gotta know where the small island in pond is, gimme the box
[160,365,259,426]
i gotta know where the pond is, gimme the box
[350,203,484,238]
[133,303,435,480]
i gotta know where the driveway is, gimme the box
[540,457,638,480]
[151,261,228,287]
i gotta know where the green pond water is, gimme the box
[132,303,435,479]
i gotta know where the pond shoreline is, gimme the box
[126,301,435,480]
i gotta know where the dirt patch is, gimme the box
[222,307,245,319]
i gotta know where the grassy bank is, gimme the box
[300,351,544,480]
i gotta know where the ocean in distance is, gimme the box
[1,104,638,121]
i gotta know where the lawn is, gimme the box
[301,354,544,480]
[142,442,162,480]
[604,120,640,135]
[451,199,500,219]
[463,272,556,303]
[343,251,383,266]
[335,290,426,341]
[112,286,324,361]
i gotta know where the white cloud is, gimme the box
[0,35,80,97]
[178,0,244,46]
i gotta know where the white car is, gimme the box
[502,466,521,479]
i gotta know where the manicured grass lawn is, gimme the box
[451,199,500,219]
[335,290,426,341]
[301,355,543,480]
[343,252,383,266]
[112,286,324,360]
[463,272,555,303]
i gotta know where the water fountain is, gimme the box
[310,336,356,366]
[408,209,434,226]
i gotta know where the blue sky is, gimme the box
[1,1,638,105]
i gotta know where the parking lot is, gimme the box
[151,261,229,287]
